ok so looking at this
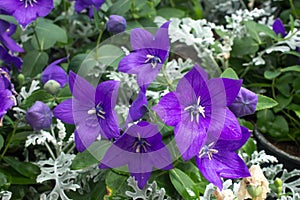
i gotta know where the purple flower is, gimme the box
[53,71,120,152]
[153,65,242,160]
[126,89,148,123]
[272,18,287,37]
[41,57,68,88]
[0,0,54,27]
[118,21,170,89]
[0,67,13,91]
[0,89,16,126]
[195,126,251,190]
[99,121,173,189]
[26,101,52,130]
[0,45,23,71]
[0,10,24,52]
[74,0,105,18]
[228,87,258,117]
[106,15,127,34]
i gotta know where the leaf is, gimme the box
[96,44,124,67]
[106,171,130,197]
[0,14,17,24]
[109,0,131,16]
[20,90,53,109]
[157,8,185,19]
[22,51,49,77]
[32,18,68,50]
[0,134,4,151]
[220,68,239,79]
[3,157,40,179]
[280,65,300,73]
[244,21,277,42]
[71,140,111,170]
[264,70,281,79]
[231,37,259,56]
[256,94,278,111]
[242,138,256,157]
[169,168,198,199]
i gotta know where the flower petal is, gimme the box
[196,156,223,190]
[136,63,162,89]
[216,126,251,151]
[174,119,206,161]
[130,28,154,50]
[53,98,74,124]
[69,71,95,102]
[153,21,171,52]
[74,126,99,152]
[130,172,152,189]
[42,59,68,87]
[126,89,148,123]
[152,92,181,126]
[218,108,241,140]
[118,51,148,74]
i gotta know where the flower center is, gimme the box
[184,96,205,123]
[198,142,218,160]
[20,0,38,8]
[145,54,162,68]
[87,103,106,120]
[132,133,151,153]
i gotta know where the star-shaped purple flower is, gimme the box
[41,57,68,88]
[195,126,251,190]
[74,0,105,18]
[118,21,170,89]
[53,71,120,152]
[99,121,173,189]
[153,65,242,160]
[0,0,54,27]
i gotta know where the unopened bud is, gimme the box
[17,74,24,85]
[247,185,262,198]
[44,80,61,95]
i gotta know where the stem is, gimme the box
[289,0,299,18]
[33,22,42,51]
[45,142,56,160]
[0,122,18,159]
[271,79,276,99]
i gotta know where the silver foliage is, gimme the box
[125,176,170,200]
[37,153,80,200]
[263,164,300,200]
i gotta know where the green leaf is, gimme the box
[256,94,278,111]
[269,116,289,138]
[32,18,68,50]
[3,157,40,179]
[71,140,111,170]
[105,171,130,198]
[244,21,277,42]
[242,138,256,157]
[231,37,259,56]
[157,8,185,19]
[0,172,8,188]
[20,90,54,109]
[169,168,198,199]
[274,95,293,113]
[0,14,17,24]
[280,65,300,73]
[0,134,4,151]
[220,68,239,79]
[109,0,131,15]
[96,44,124,67]
[264,70,282,79]
[22,51,49,77]
[68,53,88,73]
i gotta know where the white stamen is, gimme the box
[184,96,205,123]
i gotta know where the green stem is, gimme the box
[33,23,42,51]
[45,142,56,160]
[271,79,276,99]
[0,122,18,159]
[289,0,300,18]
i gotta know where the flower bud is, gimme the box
[228,87,258,117]
[106,15,127,34]
[247,185,262,198]
[17,74,24,86]
[44,80,61,95]
[26,101,52,130]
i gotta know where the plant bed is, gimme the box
[254,129,300,170]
